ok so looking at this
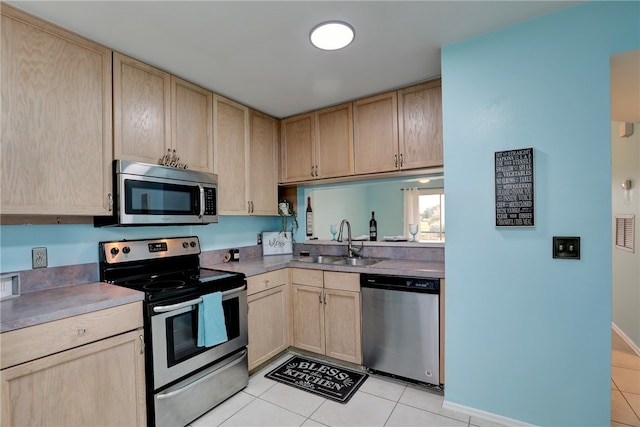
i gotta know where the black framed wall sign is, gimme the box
[495,147,534,227]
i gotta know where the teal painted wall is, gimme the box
[0,216,280,272]
[441,2,639,425]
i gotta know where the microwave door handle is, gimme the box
[198,184,205,218]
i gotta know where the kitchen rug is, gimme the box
[265,355,368,404]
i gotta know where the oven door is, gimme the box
[150,285,247,389]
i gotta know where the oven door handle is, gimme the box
[155,349,247,400]
[153,285,247,313]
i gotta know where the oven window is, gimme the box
[125,179,197,215]
[165,297,241,367]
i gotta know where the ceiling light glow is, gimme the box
[310,21,355,51]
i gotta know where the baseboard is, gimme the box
[612,322,640,356]
[442,400,535,427]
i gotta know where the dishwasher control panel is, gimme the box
[361,274,440,293]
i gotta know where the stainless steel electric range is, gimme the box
[99,236,248,427]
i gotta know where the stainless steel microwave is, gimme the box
[95,160,218,226]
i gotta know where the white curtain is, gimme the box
[403,187,420,238]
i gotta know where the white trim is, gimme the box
[612,322,640,356]
[442,400,536,427]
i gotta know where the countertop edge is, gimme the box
[1,282,145,333]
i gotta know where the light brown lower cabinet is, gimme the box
[0,303,146,427]
[292,269,362,365]
[247,270,290,371]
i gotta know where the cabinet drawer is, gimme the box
[0,302,143,370]
[291,268,324,288]
[324,271,360,292]
[247,269,286,296]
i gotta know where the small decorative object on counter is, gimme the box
[369,211,378,241]
[306,197,313,237]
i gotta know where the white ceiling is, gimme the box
[7,1,583,119]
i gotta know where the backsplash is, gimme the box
[294,243,444,262]
[9,243,443,294]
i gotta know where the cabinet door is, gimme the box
[1,5,112,215]
[214,95,250,215]
[398,80,443,169]
[316,103,354,179]
[0,329,146,427]
[171,76,213,172]
[292,284,325,354]
[113,52,171,165]
[249,110,279,215]
[324,289,361,364]
[247,285,290,370]
[281,113,315,182]
[353,91,398,175]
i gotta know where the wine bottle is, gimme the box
[306,197,313,237]
[369,211,377,241]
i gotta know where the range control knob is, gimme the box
[122,246,131,254]
[110,247,119,256]
[190,241,197,248]
[182,242,189,249]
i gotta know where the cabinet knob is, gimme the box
[77,328,86,336]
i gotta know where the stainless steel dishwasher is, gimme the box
[361,274,440,387]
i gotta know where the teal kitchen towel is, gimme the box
[197,292,228,347]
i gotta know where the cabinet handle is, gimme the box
[394,154,398,168]
[323,293,327,305]
[319,292,322,304]
[108,193,113,211]
[399,153,404,168]
[251,201,254,213]
[139,335,145,354]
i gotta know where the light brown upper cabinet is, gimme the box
[171,77,214,173]
[353,91,399,174]
[248,110,279,215]
[280,113,315,182]
[113,53,171,166]
[114,53,213,173]
[214,95,250,214]
[280,103,353,183]
[214,96,278,216]
[398,79,443,169]
[315,103,354,179]
[353,79,443,174]
[1,5,113,216]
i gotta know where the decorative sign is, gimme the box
[495,148,534,227]
[159,149,188,169]
[262,231,293,256]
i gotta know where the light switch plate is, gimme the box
[553,236,580,259]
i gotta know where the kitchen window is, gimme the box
[418,189,445,242]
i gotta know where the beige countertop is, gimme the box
[204,255,445,279]
[0,282,144,333]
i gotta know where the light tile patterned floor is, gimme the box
[611,330,640,427]
[189,353,499,427]
[190,330,640,427]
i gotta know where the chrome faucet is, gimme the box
[337,219,363,258]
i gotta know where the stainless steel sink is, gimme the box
[296,255,343,264]
[333,257,382,266]
[296,255,382,266]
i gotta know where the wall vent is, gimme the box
[615,214,635,253]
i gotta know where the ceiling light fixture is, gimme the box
[310,21,355,51]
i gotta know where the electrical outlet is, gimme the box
[32,247,47,268]
[257,233,262,245]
